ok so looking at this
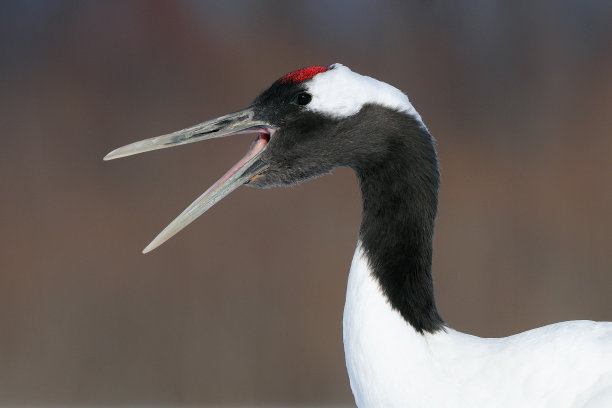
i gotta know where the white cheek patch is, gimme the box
[305,63,423,124]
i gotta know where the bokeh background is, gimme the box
[1,1,611,406]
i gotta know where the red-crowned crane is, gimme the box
[106,64,612,407]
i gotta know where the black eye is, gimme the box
[293,92,312,106]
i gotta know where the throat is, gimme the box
[353,119,444,333]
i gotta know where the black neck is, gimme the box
[350,108,444,333]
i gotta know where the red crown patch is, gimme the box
[280,66,329,84]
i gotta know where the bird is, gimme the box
[105,63,612,407]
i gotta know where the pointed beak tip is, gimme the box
[103,149,121,161]
[142,239,160,254]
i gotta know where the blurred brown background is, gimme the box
[1,1,611,406]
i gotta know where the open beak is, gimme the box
[104,107,276,253]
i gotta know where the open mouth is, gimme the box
[139,126,276,253]
[104,107,277,252]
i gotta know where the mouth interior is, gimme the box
[207,128,272,193]
[258,130,271,144]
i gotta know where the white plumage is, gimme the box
[306,63,424,123]
[345,243,612,407]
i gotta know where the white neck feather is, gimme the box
[343,243,441,407]
[342,243,612,408]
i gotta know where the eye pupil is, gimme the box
[296,92,312,105]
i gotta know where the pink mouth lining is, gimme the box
[201,130,273,199]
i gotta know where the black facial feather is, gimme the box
[249,78,444,333]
